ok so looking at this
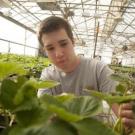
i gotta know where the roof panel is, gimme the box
[0,0,134,58]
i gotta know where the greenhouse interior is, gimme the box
[0,0,135,135]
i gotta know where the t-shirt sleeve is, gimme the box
[96,62,118,93]
[37,68,53,97]
[40,68,50,80]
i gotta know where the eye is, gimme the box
[47,47,54,51]
[61,42,67,47]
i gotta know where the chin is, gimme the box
[57,64,67,70]
[59,65,66,69]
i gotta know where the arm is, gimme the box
[96,62,135,130]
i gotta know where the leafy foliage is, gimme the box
[40,94,102,122]
[0,53,51,78]
[86,65,135,135]
[0,62,27,81]
[85,90,135,104]
[0,62,119,135]
[72,118,119,135]
[109,65,135,74]
[1,59,135,135]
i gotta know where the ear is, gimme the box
[44,49,48,56]
[41,46,48,56]
[72,38,75,46]
[43,49,48,57]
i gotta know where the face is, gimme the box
[42,28,77,72]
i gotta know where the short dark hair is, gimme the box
[38,16,74,47]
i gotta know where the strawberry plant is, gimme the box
[0,62,120,135]
[1,62,135,135]
[85,66,135,135]
[0,53,51,78]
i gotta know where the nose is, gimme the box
[55,47,64,58]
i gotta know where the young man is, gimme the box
[37,16,135,129]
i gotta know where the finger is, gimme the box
[121,103,133,110]
[122,118,135,129]
[120,110,134,119]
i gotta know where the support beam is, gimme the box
[101,0,130,39]
[0,11,36,34]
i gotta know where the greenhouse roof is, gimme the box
[0,0,135,57]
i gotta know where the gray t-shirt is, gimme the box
[38,57,116,97]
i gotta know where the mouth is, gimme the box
[57,60,66,65]
[59,60,65,63]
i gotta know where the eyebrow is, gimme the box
[45,44,53,48]
[45,39,68,48]
[58,39,68,43]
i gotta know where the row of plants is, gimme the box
[109,64,135,76]
[0,53,51,78]
[0,57,135,135]
[109,64,135,135]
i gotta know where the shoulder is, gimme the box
[42,65,56,74]
[81,57,106,70]
[82,57,113,75]
[95,60,113,78]
[40,65,58,80]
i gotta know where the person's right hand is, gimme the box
[119,102,135,133]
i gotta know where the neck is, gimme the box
[64,56,80,73]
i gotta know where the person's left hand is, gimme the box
[119,102,135,129]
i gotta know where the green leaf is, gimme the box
[110,65,135,73]
[0,75,59,112]
[47,105,83,122]
[14,79,59,109]
[13,80,37,105]
[0,76,39,112]
[8,119,76,135]
[40,94,102,122]
[86,90,135,104]
[0,62,27,80]
[110,74,129,82]
[13,98,39,112]
[56,93,75,103]
[42,119,77,135]
[36,80,60,89]
[0,79,17,110]
[40,94,83,122]
[63,96,102,117]
[116,84,126,95]
[39,93,65,108]
[15,107,52,127]
[14,79,59,105]
[72,118,119,135]
[113,118,124,135]
[13,80,40,112]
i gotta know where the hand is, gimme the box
[119,102,135,129]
